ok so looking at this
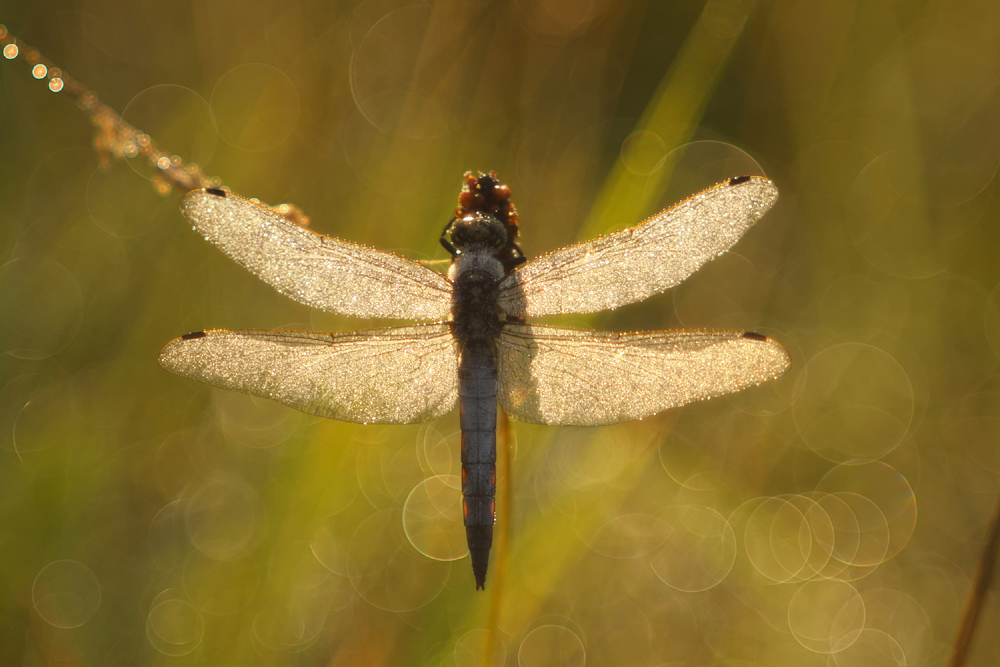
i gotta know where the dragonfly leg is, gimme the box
[440,216,458,258]
[503,241,527,271]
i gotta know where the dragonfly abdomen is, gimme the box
[450,249,504,590]
[458,340,498,590]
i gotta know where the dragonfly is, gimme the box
[159,172,790,589]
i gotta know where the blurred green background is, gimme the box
[2,0,1000,665]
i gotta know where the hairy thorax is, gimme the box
[449,251,504,345]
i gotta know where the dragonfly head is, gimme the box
[452,171,523,271]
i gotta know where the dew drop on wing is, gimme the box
[494,176,779,319]
[176,189,454,321]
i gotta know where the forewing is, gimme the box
[497,176,778,317]
[497,324,789,426]
[180,189,453,320]
[159,324,458,424]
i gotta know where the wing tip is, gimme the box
[725,174,778,202]
[180,187,237,214]
[180,189,209,213]
[726,174,771,187]
[735,330,792,381]
[157,340,180,371]
[747,331,791,378]
[159,330,211,371]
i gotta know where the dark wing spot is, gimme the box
[729,175,752,185]
[205,188,227,197]
[742,331,767,341]
[181,331,208,340]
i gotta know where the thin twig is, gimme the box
[0,24,309,225]
[482,410,511,667]
[948,488,1000,667]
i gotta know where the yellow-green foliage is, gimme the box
[1,1,998,665]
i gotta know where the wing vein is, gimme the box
[180,190,453,320]
[159,325,458,424]
[497,324,789,425]
[497,177,777,317]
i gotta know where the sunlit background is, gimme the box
[1,0,999,665]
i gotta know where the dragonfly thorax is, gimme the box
[449,251,504,343]
[449,211,507,255]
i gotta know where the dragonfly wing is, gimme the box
[497,324,789,426]
[159,324,458,424]
[496,176,778,317]
[180,189,453,320]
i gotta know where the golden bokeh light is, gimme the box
[1,1,1000,665]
